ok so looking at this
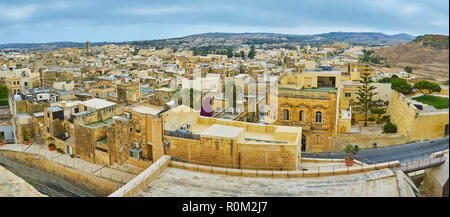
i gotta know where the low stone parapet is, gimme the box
[108,155,170,197]
[169,159,400,178]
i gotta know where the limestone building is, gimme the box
[163,105,301,170]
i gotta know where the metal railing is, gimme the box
[0,145,130,184]
[169,150,447,177]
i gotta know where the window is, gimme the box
[283,109,289,120]
[315,111,322,123]
[163,95,168,100]
[129,148,142,159]
[299,110,305,121]
[314,135,322,144]
[136,123,141,133]
[129,128,133,133]
[345,92,351,97]
[47,127,50,133]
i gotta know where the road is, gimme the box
[302,137,449,164]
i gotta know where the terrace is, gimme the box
[407,93,449,113]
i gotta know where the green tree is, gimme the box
[391,78,412,94]
[226,49,233,58]
[353,71,379,126]
[404,66,412,73]
[0,85,8,99]
[413,80,441,94]
[378,77,391,83]
[240,50,245,59]
[0,85,8,106]
[248,44,256,59]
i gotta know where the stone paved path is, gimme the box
[0,143,136,184]
[138,167,399,197]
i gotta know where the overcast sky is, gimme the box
[0,0,448,44]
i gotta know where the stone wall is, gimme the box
[422,154,449,197]
[165,135,299,170]
[108,155,170,197]
[388,91,449,141]
[333,133,410,151]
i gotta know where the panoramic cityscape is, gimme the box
[0,0,448,208]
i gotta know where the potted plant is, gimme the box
[56,148,65,154]
[0,138,4,146]
[22,130,30,145]
[343,144,357,166]
[48,143,56,151]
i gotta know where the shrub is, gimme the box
[343,144,356,155]
[0,98,8,106]
[378,77,391,83]
[382,115,390,122]
[368,117,376,121]
[391,78,412,94]
[48,143,56,148]
[404,66,412,73]
[22,130,30,141]
[414,80,441,94]
[383,122,397,133]
[371,108,386,114]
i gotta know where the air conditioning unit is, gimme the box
[124,112,131,119]
[133,142,140,148]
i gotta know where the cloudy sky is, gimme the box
[0,0,448,44]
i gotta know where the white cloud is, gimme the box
[119,6,187,16]
[0,5,35,20]
[367,0,423,17]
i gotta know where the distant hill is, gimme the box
[0,32,414,51]
[374,34,449,80]
[0,41,112,51]
[412,34,449,49]
[313,32,414,45]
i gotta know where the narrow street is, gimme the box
[302,137,449,164]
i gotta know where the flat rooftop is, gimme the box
[80,98,116,110]
[407,94,449,113]
[85,117,114,128]
[137,167,400,197]
[200,124,244,139]
[131,105,164,116]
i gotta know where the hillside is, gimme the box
[0,32,414,51]
[374,34,449,80]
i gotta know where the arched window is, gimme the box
[314,135,322,144]
[283,109,289,120]
[299,110,305,121]
[315,111,322,123]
